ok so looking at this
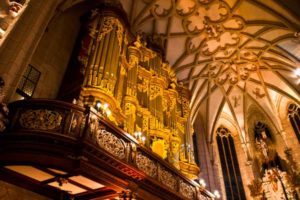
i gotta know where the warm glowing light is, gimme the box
[199,179,206,187]
[214,190,221,199]
[103,103,109,110]
[106,109,111,117]
[133,131,145,145]
[96,102,101,109]
[295,68,300,77]
[0,28,5,37]
[141,136,146,142]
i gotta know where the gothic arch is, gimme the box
[287,103,300,141]
[213,115,253,199]
[277,96,300,143]
[214,124,247,200]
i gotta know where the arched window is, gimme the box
[216,127,246,200]
[288,103,300,142]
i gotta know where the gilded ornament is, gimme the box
[151,139,168,159]
[149,85,161,100]
[97,17,117,41]
[19,109,62,130]
[135,152,157,178]
[179,180,195,199]
[158,165,177,190]
[96,129,126,160]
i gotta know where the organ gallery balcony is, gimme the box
[0,99,213,200]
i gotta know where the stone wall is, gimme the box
[0,0,61,102]
[29,6,88,99]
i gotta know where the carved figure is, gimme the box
[256,138,269,161]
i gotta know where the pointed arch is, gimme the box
[216,126,246,200]
[287,103,300,142]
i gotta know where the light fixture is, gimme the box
[213,190,221,199]
[295,68,300,77]
[199,178,206,187]
[0,28,5,37]
[95,101,112,119]
[103,103,109,110]
[96,101,102,110]
[133,131,146,145]
[106,109,112,117]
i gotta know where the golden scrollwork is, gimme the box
[96,17,122,42]
[179,180,195,199]
[137,78,149,93]
[135,152,157,178]
[19,109,62,130]
[96,129,126,160]
[149,84,162,100]
[158,165,177,190]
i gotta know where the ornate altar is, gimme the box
[248,122,299,200]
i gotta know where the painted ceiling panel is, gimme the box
[242,25,265,35]
[260,29,293,41]
[207,85,225,136]
[236,1,281,22]
[278,40,300,60]
[155,19,169,34]
[260,71,300,101]
[166,37,186,66]
[191,64,206,78]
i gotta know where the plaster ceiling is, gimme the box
[117,0,300,141]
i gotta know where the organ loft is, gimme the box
[0,0,300,200]
[59,10,200,178]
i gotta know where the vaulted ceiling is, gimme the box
[117,0,300,141]
[59,0,300,141]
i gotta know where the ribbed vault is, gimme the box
[59,0,300,143]
[116,0,300,143]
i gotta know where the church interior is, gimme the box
[0,0,299,199]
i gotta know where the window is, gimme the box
[288,103,300,142]
[192,133,200,166]
[16,65,41,98]
[217,127,246,200]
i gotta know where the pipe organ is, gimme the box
[70,9,199,179]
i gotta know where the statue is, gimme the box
[256,138,269,161]
[169,136,181,169]
[0,0,23,38]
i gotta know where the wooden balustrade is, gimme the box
[3,99,214,200]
